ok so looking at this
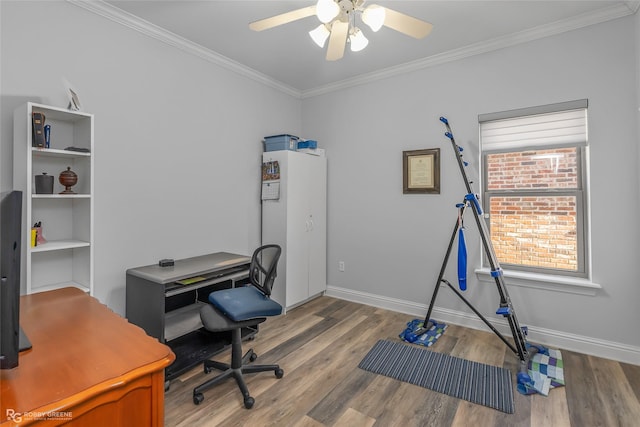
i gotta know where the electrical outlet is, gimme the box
[338,261,345,272]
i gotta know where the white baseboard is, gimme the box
[325,285,640,366]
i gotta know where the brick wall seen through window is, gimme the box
[485,147,579,271]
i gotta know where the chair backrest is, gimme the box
[249,244,281,297]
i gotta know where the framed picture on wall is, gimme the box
[403,148,440,194]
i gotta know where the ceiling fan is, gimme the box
[249,0,433,61]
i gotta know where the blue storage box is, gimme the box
[297,140,318,149]
[264,134,298,152]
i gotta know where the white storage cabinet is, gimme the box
[261,150,327,311]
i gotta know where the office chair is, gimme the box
[193,244,284,409]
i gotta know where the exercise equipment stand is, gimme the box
[414,116,535,378]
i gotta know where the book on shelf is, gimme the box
[32,112,46,147]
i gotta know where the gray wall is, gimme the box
[2,2,639,362]
[637,9,640,203]
[303,15,640,359]
[0,1,301,314]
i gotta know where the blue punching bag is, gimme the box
[458,228,467,291]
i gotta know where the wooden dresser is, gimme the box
[0,287,175,426]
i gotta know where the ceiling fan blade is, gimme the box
[326,20,349,61]
[381,7,433,39]
[249,5,317,32]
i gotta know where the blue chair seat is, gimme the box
[209,286,282,322]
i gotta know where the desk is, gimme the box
[0,287,175,426]
[126,252,252,381]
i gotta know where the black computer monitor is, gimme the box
[1,190,30,369]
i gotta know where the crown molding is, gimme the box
[66,0,302,98]
[626,1,640,13]
[68,1,635,100]
[301,1,637,98]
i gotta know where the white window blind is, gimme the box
[480,106,587,151]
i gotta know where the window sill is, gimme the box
[475,268,601,296]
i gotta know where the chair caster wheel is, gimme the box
[204,366,213,374]
[193,393,204,405]
[244,396,255,409]
[275,368,284,379]
[249,352,258,362]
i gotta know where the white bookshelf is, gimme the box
[13,102,94,295]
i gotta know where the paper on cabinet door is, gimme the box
[262,181,280,200]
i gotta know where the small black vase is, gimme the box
[35,173,54,194]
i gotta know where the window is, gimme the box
[479,100,588,278]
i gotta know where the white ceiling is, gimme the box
[99,1,637,95]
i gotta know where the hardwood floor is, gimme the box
[164,296,640,426]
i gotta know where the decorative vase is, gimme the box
[59,167,78,194]
[35,172,54,194]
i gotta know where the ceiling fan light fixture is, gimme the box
[316,0,340,24]
[249,1,432,61]
[362,4,386,32]
[309,24,331,48]
[349,28,368,52]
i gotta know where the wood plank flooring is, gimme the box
[164,296,640,426]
